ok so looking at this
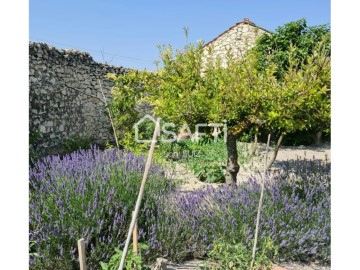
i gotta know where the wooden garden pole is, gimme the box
[250,134,271,269]
[98,80,120,148]
[61,82,120,148]
[77,238,87,270]
[118,118,161,270]
[132,211,138,255]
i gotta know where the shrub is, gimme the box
[206,238,274,269]
[29,147,170,270]
[58,135,94,153]
[157,138,251,183]
[29,131,43,165]
[142,159,330,264]
[100,243,150,270]
[30,146,330,268]
[193,164,226,183]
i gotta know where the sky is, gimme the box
[30,0,330,71]
[29,0,330,70]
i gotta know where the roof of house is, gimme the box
[204,18,272,47]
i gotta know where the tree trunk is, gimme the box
[314,131,322,146]
[250,132,258,156]
[225,134,240,186]
[266,133,284,169]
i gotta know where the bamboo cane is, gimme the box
[77,238,87,270]
[118,118,161,270]
[132,211,138,255]
[98,80,120,148]
[250,134,271,269]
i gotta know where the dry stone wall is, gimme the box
[29,42,128,156]
[29,20,269,156]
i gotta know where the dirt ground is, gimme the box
[237,143,330,183]
[171,143,331,191]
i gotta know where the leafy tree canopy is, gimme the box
[108,20,330,183]
[253,18,330,80]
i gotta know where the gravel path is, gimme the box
[166,260,203,269]
[166,260,331,270]
[237,143,330,183]
[274,262,331,270]
[171,143,330,191]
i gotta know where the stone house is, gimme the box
[203,18,271,66]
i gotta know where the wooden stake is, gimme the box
[78,238,87,270]
[250,134,271,269]
[132,211,138,255]
[62,82,120,148]
[98,80,120,148]
[118,118,161,270]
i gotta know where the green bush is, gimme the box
[100,244,150,270]
[205,238,275,270]
[193,164,226,183]
[156,138,251,183]
[58,135,94,153]
[29,131,43,165]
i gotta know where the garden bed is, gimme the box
[29,146,330,269]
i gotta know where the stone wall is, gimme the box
[203,18,269,66]
[29,42,128,156]
[29,19,269,156]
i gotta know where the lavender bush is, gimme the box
[142,159,330,264]
[30,147,330,268]
[29,147,170,270]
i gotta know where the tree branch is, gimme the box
[61,83,105,102]
[266,133,284,169]
[57,82,120,148]
[98,80,120,148]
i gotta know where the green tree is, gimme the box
[259,43,330,166]
[109,22,330,185]
[253,18,330,80]
[106,71,150,154]
[251,19,330,150]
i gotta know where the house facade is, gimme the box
[203,18,271,66]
